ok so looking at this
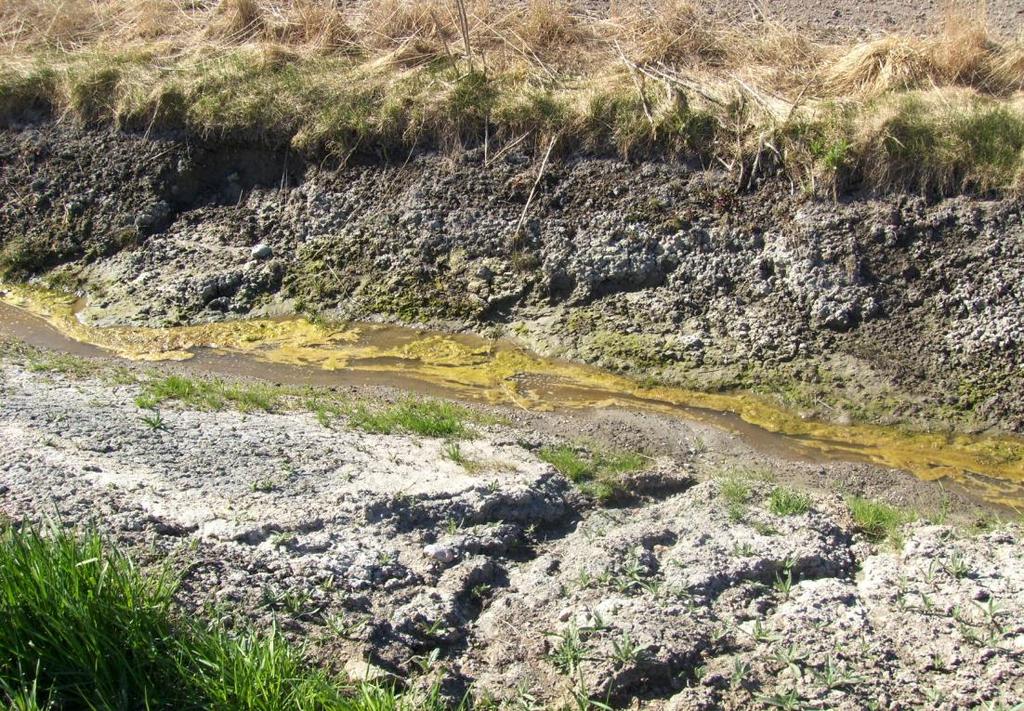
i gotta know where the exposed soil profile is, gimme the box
[2,124,1021,436]
[1,1,1023,708]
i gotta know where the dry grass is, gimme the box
[826,37,935,95]
[618,0,725,66]
[824,10,1024,96]
[277,0,358,51]
[208,0,267,43]
[516,0,590,58]
[0,0,1022,194]
[0,0,101,51]
[353,0,453,56]
[2,0,1020,95]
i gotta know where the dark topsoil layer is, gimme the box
[0,123,1021,433]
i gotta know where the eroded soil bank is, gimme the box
[0,345,1022,709]
[1,122,1023,707]
[1,124,1022,437]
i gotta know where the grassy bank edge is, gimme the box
[2,46,1023,196]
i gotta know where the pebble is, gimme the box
[250,243,273,260]
[423,542,457,564]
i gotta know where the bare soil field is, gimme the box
[585,0,1024,39]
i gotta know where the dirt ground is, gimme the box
[7,124,1020,436]
[582,0,1024,38]
[1,346,1021,709]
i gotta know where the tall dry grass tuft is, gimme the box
[208,0,267,43]
[825,36,934,94]
[275,0,357,53]
[111,0,195,44]
[826,2,1024,96]
[515,0,589,59]
[0,0,102,51]
[351,0,458,64]
[932,5,993,84]
[742,21,820,67]
[989,47,1024,92]
[621,0,724,66]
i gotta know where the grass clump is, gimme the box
[848,496,914,546]
[347,398,474,438]
[0,525,180,708]
[0,524,448,710]
[857,93,1024,194]
[304,395,348,428]
[718,475,753,522]
[26,353,103,378]
[442,441,480,472]
[3,342,135,384]
[538,444,592,482]
[538,444,647,503]
[174,626,349,710]
[767,486,812,517]
[135,374,280,412]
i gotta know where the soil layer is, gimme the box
[1,124,1021,437]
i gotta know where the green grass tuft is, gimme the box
[0,524,451,710]
[135,375,280,412]
[1,677,52,711]
[859,95,1024,194]
[767,487,812,517]
[305,396,348,428]
[848,496,914,546]
[537,444,591,482]
[538,444,647,503]
[26,353,102,378]
[0,525,179,708]
[176,627,349,711]
[718,475,753,522]
[442,441,480,472]
[347,398,474,438]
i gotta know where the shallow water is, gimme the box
[2,284,1022,507]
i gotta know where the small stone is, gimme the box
[423,542,457,564]
[250,243,273,260]
[343,659,392,683]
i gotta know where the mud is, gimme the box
[0,356,1021,709]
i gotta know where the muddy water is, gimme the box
[2,285,1023,507]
